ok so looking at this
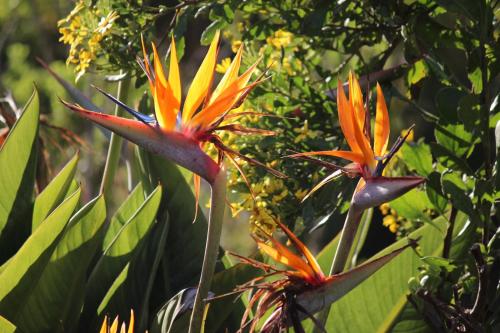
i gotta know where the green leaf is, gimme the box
[142,153,213,294]
[97,212,169,333]
[435,87,466,123]
[434,124,474,158]
[103,182,145,250]
[0,315,16,333]
[82,185,162,325]
[32,153,79,230]
[14,195,106,333]
[305,213,468,332]
[150,288,196,333]
[0,89,39,263]
[401,142,433,177]
[389,190,433,223]
[421,256,456,272]
[457,94,480,131]
[441,171,477,221]
[0,189,81,322]
[201,19,227,45]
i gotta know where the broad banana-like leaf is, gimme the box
[0,189,81,321]
[97,212,168,333]
[14,196,106,332]
[102,182,145,249]
[0,90,39,263]
[32,152,79,230]
[0,315,16,333]
[81,186,162,328]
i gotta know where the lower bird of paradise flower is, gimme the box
[224,221,414,333]
[99,310,134,333]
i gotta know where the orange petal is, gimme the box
[99,316,108,333]
[288,150,365,164]
[182,30,220,123]
[210,43,243,103]
[374,83,390,157]
[153,78,178,131]
[348,71,365,130]
[151,42,168,88]
[128,310,134,333]
[110,316,119,333]
[276,221,325,279]
[348,91,375,167]
[188,78,262,129]
[337,80,362,154]
[257,240,314,279]
[168,36,181,108]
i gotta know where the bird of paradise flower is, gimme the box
[227,221,413,333]
[289,72,423,206]
[61,30,284,209]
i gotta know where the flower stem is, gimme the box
[312,201,364,333]
[189,166,226,333]
[329,205,364,275]
[99,74,130,198]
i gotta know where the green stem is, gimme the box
[329,205,364,275]
[312,203,365,333]
[99,74,130,198]
[188,167,227,333]
[348,207,374,269]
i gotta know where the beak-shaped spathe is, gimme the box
[62,100,220,184]
[352,176,425,210]
[294,242,412,316]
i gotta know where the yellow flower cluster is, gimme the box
[380,203,400,233]
[58,1,119,80]
[266,30,293,49]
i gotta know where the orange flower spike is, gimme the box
[348,71,366,129]
[275,220,325,280]
[127,310,134,333]
[374,82,390,157]
[182,30,220,123]
[336,79,362,155]
[256,240,314,280]
[151,42,177,131]
[168,36,181,108]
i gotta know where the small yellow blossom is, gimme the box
[383,215,399,233]
[295,188,308,201]
[379,203,390,215]
[266,30,293,49]
[231,40,242,53]
[216,57,232,74]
